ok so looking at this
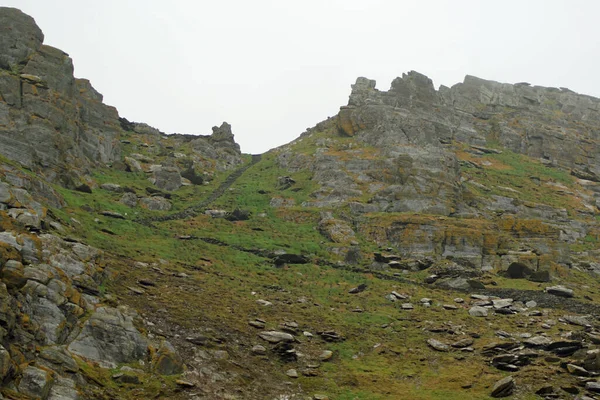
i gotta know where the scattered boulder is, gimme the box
[506,262,533,279]
[546,285,574,298]
[101,210,125,219]
[435,277,485,290]
[248,319,266,329]
[273,253,309,266]
[277,176,296,190]
[523,336,552,348]
[205,209,228,218]
[585,381,600,393]
[225,208,250,221]
[286,369,299,378]
[140,196,172,211]
[124,157,143,172]
[152,341,184,375]
[152,166,182,191]
[491,375,515,397]
[258,331,295,344]
[319,350,333,361]
[451,338,474,348]
[100,183,122,192]
[469,306,488,317]
[427,338,449,352]
[349,284,367,294]
[120,192,138,207]
[528,270,551,283]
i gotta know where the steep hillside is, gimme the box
[1,6,600,400]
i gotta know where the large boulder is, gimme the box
[152,341,184,375]
[67,307,148,367]
[152,166,182,191]
[140,196,172,211]
[18,366,54,400]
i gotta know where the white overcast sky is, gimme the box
[4,0,600,153]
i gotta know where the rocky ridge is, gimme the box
[275,71,600,283]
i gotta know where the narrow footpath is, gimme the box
[138,154,262,225]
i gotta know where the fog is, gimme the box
[4,0,600,153]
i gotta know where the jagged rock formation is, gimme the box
[0,7,242,192]
[276,71,600,278]
[281,71,600,213]
[120,120,243,176]
[0,172,184,398]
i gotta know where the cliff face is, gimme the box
[0,8,246,400]
[283,71,600,214]
[276,71,600,277]
[0,8,244,191]
[342,72,600,174]
[0,8,121,188]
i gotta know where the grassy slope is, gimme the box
[38,126,600,399]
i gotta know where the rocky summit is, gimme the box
[0,6,599,400]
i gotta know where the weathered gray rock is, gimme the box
[427,338,449,352]
[100,183,122,192]
[524,336,552,347]
[18,366,54,399]
[153,340,184,375]
[67,307,148,367]
[0,8,121,188]
[124,156,143,172]
[436,277,484,291]
[39,346,79,373]
[258,331,295,343]
[491,375,515,397]
[451,338,474,348]
[567,364,591,377]
[140,196,172,211]
[252,345,267,355]
[319,350,334,361]
[563,315,591,327]
[47,375,79,400]
[546,285,574,298]
[585,381,600,393]
[1,260,27,289]
[152,166,182,191]
[286,369,299,378]
[318,212,356,244]
[469,306,489,317]
[492,299,513,309]
[118,192,137,208]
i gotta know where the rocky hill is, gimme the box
[1,6,600,400]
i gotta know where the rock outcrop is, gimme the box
[0,7,121,188]
[0,172,181,397]
[276,70,600,278]
[279,71,600,214]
